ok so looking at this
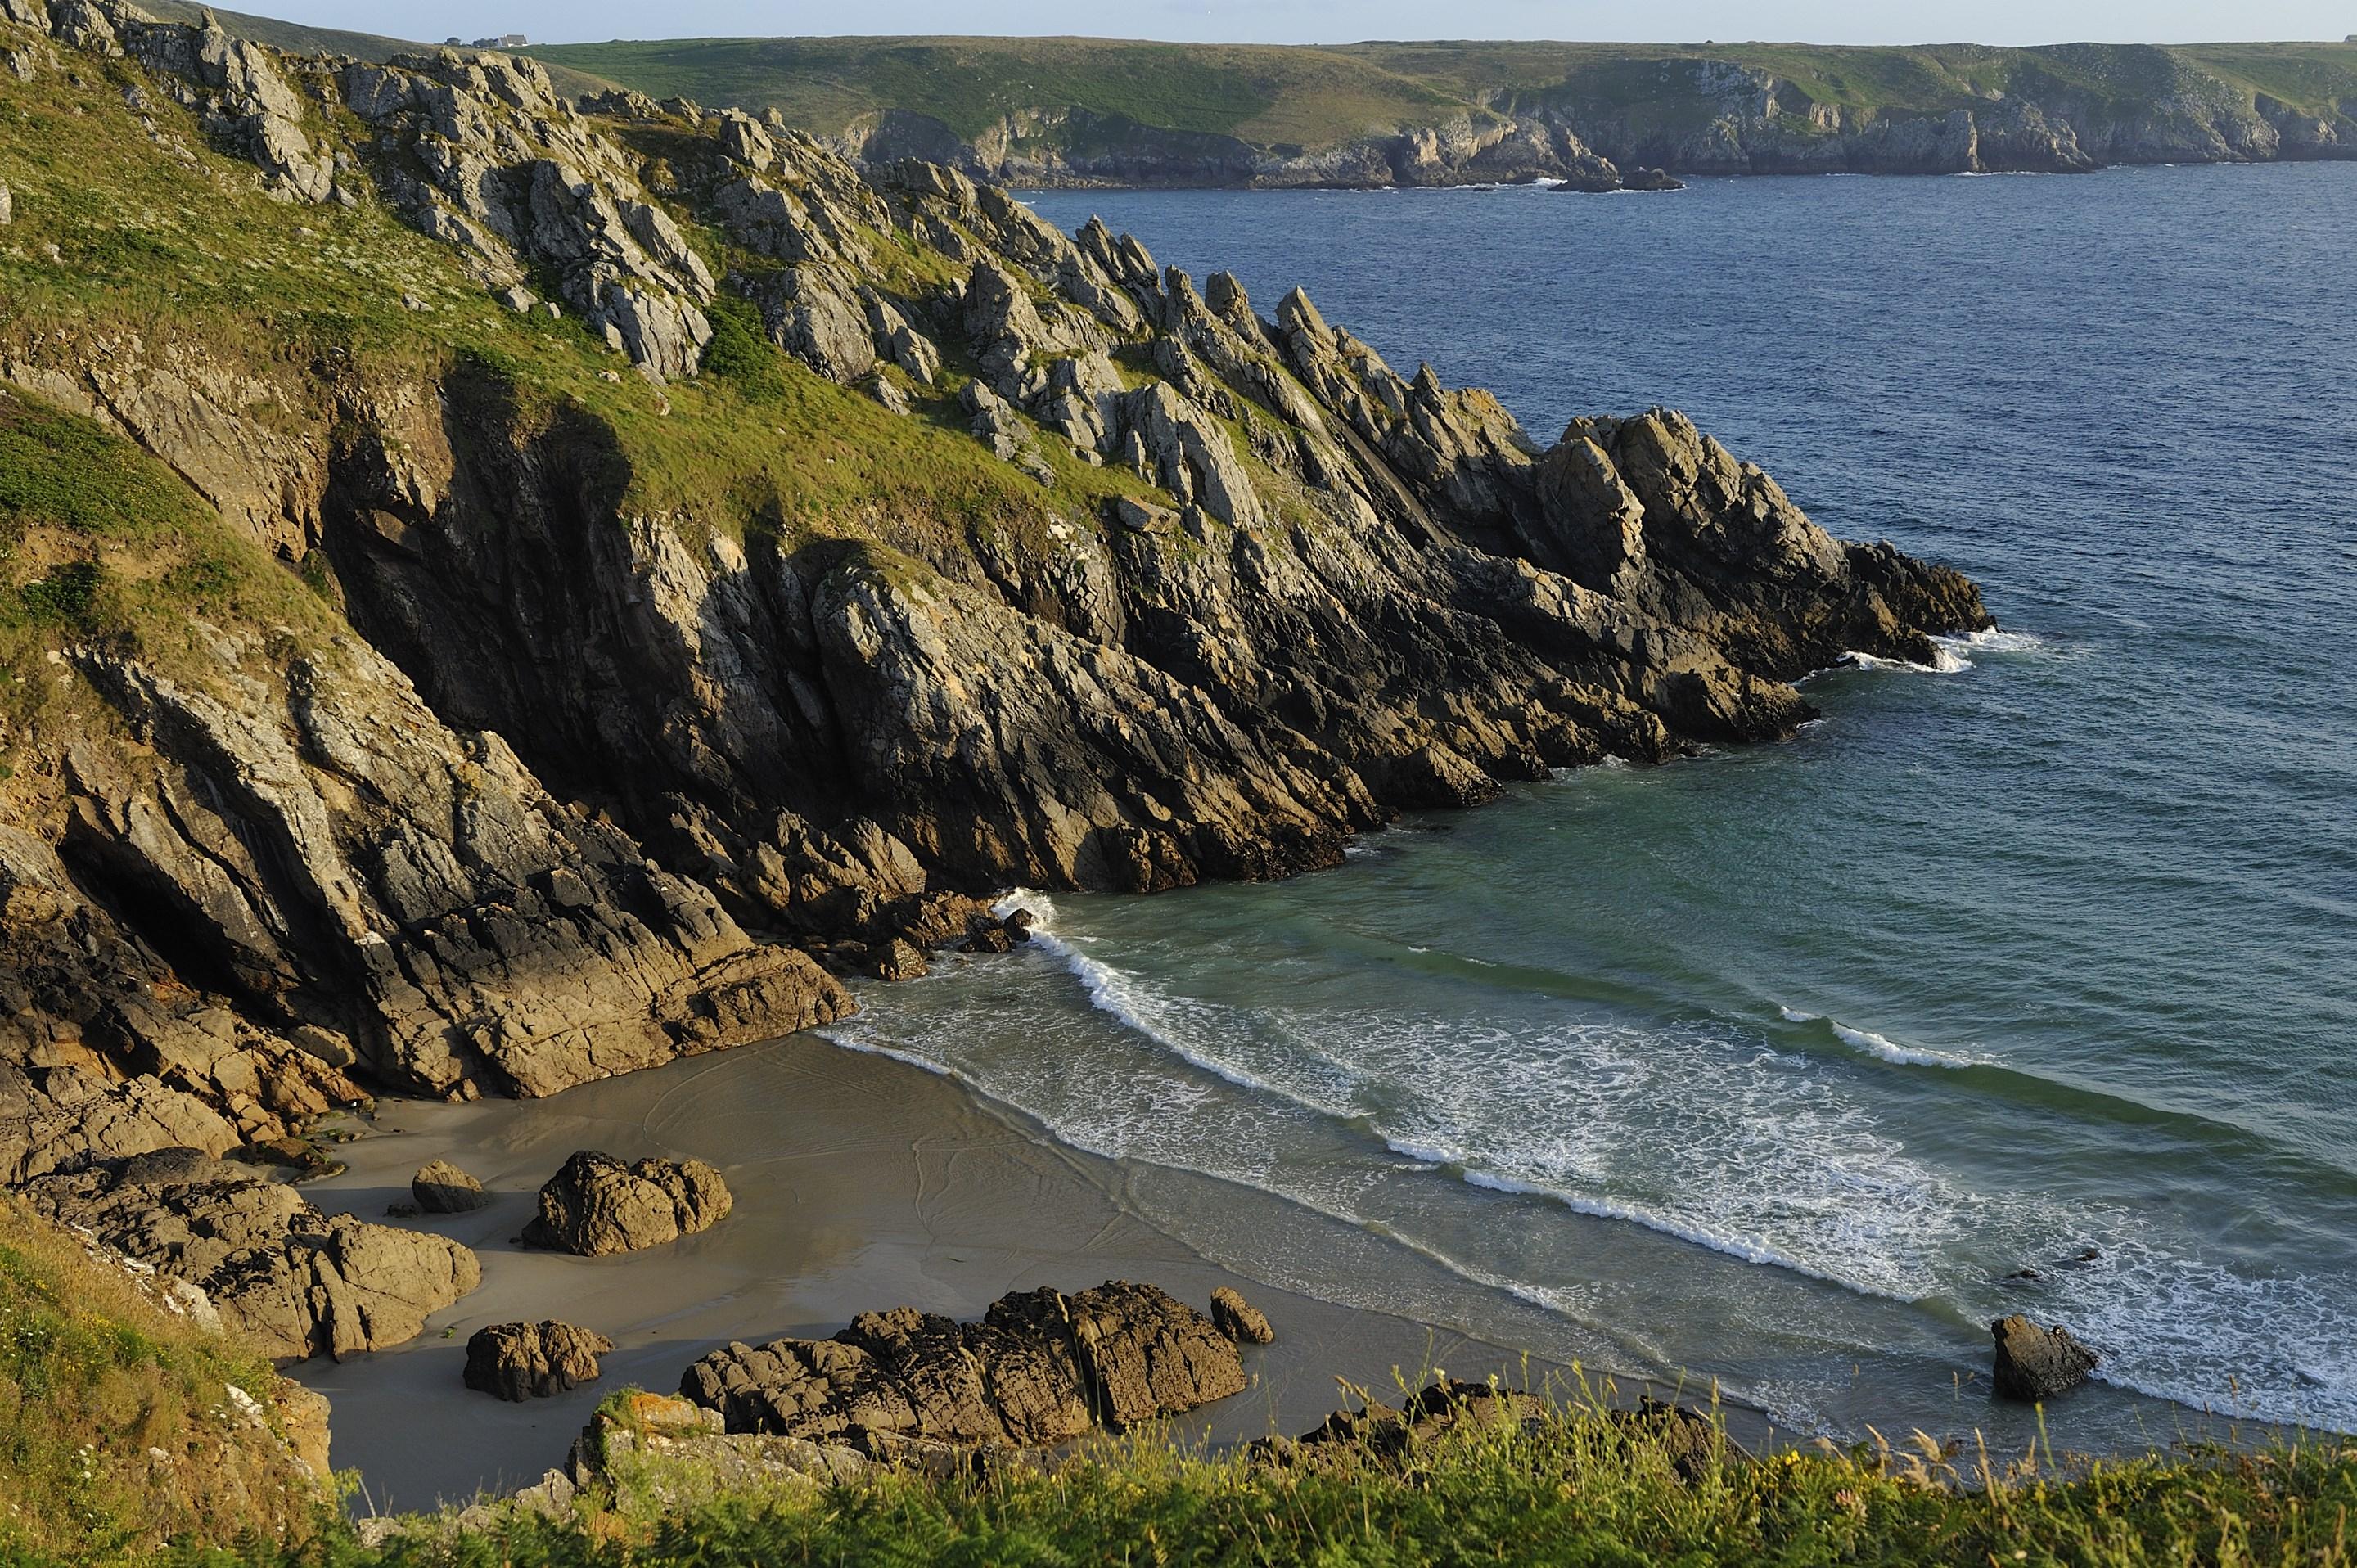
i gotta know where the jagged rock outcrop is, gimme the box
[521,1150,732,1256]
[464,1318,613,1399]
[25,1147,478,1360]
[411,1159,489,1213]
[1990,1314,2100,1400]
[681,1282,1251,1457]
[338,43,714,376]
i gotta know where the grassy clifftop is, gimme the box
[526,36,1465,146]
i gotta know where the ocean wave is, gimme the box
[993,890,1363,1119]
[1829,1022,1982,1070]
[1776,1003,1984,1068]
[1385,1136,1861,1287]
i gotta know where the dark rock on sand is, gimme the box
[522,1151,734,1257]
[680,1280,1246,1457]
[1991,1314,2100,1400]
[25,1149,478,1360]
[465,1320,615,1400]
[1210,1285,1276,1345]
[412,1159,491,1214]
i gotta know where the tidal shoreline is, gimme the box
[295,1025,1731,1512]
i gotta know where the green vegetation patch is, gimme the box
[0,1198,327,1565]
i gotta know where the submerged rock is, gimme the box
[679,1281,1251,1456]
[465,1320,615,1400]
[1990,1314,2100,1400]
[521,1151,733,1257]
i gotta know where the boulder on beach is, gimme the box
[1210,1286,1275,1345]
[521,1151,732,1257]
[412,1159,491,1214]
[464,1320,615,1400]
[1990,1314,2099,1400]
[678,1279,1246,1457]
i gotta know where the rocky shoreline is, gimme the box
[2,0,1996,1491]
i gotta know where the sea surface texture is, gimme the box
[830,166,2357,1445]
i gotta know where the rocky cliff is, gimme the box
[2,2,1985,1360]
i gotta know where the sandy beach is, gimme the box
[291,1025,1663,1512]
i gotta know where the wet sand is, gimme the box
[295,1032,1648,1512]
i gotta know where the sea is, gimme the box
[826,164,2357,1448]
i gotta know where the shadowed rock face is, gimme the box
[3,0,1988,1357]
[521,1151,732,1257]
[412,1160,490,1214]
[680,1282,1251,1456]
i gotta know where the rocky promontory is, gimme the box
[2,0,1986,1372]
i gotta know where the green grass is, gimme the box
[525,34,2357,160]
[0,1197,331,1564]
[210,1380,2357,1567]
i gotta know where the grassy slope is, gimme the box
[244,1383,2357,1566]
[529,35,2357,149]
[0,1197,329,1564]
[0,28,1157,762]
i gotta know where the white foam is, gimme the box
[815,1029,953,1076]
[1842,647,1970,674]
[1941,627,2045,655]
[1779,1004,1822,1023]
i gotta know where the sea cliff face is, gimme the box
[0,1,1983,1359]
[525,37,2357,191]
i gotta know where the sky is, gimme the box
[275,2,2357,48]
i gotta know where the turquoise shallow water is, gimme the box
[832,166,2357,1446]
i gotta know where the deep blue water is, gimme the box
[832,166,2357,1444]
